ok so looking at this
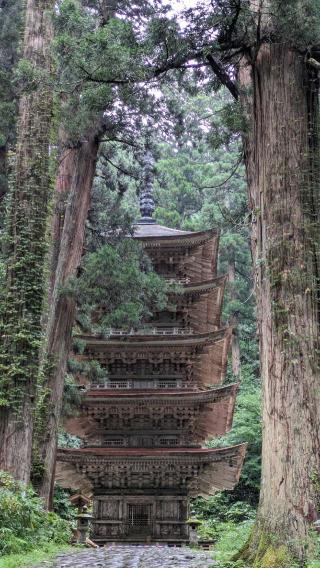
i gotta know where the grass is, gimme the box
[0,543,78,568]
[206,523,320,568]
[210,520,253,567]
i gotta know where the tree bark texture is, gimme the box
[0,0,54,483]
[228,254,241,378]
[34,136,99,506]
[0,145,7,204]
[240,44,320,563]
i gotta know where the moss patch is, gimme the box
[255,545,292,568]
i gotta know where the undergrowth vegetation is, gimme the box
[0,472,72,556]
[192,493,320,567]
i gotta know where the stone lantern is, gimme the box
[186,513,202,545]
[76,506,93,544]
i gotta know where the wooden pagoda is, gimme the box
[56,149,246,544]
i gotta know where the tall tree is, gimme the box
[0,0,22,214]
[237,3,320,563]
[179,0,320,563]
[0,0,54,482]
[33,0,172,505]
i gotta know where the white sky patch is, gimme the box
[168,0,201,29]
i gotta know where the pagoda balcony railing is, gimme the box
[105,326,193,336]
[163,276,191,284]
[90,378,183,390]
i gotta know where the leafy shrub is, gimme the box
[193,492,256,525]
[209,520,254,565]
[53,486,77,521]
[0,472,72,555]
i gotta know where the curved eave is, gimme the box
[67,384,239,441]
[58,443,245,461]
[56,443,246,496]
[192,443,247,496]
[84,383,238,405]
[173,275,227,297]
[76,328,230,350]
[133,226,218,249]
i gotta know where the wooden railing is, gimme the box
[90,378,183,390]
[105,327,193,336]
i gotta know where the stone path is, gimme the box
[37,545,218,567]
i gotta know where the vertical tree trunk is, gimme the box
[0,145,7,204]
[0,0,54,483]
[239,44,320,564]
[48,141,77,300]
[34,135,100,506]
[228,254,241,378]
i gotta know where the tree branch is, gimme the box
[206,53,239,100]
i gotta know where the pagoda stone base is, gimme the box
[91,495,190,544]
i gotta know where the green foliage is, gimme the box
[308,533,320,567]
[0,0,22,145]
[0,543,74,568]
[71,239,168,334]
[58,430,82,449]
[0,0,56,411]
[61,374,83,418]
[208,374,262,502]
[53,0,172,145]
[194,493,256,525]
[199,519,254,566]
[52,486,77,521]
[193,493,256,550]
[0,472,72,556]
[269,0,320,47]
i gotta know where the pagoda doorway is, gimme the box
[127,503,152,537]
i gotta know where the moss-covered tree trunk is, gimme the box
[0,145,7,204]
[239,43,320,565]
[34,135,100,506]
[228,253,241,378]
[0,0,54,483]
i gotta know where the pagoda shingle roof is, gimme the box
[58,444,244,458]
[133,224,218,247]
[133,224,217,239]
[56,444,247,496]
[85,383,237,402]
[133,223,193,238]
[179,276,227,295]
[65,384,238,444]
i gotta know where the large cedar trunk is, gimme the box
[228,254,241,378]
[0,0,53,483]
[0,145,7,204]
[239,44,320,563]
[34,136,99,505]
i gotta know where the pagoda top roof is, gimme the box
[133,223,218,245]
[134,222,192,238]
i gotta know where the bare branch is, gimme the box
[206,53,239,100]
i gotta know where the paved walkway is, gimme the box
[38,545,218,567]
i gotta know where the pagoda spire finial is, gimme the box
[139,132,156,224]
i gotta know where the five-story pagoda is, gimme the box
[56,149,246,544]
